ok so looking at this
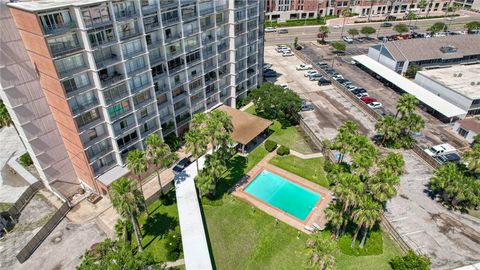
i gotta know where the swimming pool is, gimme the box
[243,170,321,221]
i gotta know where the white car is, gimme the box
[304,70,319,77]
[356,92,369,98]
[282,51,294,57]
[279,83,288,89]
[342,36,353,43]
[332,24,342,29]
[368,102,383,109]
[296,64,313,70]
[265,27,277,32]
[447,17,456,21]
[332,74,344,80]
[275,45,288,52]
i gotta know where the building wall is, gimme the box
[415,72,474,113]
[452,121,478,143]
[0,1,78,199]
[367,46,398,71]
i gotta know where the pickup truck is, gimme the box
[424,143,456,157]
[296,64,313,70]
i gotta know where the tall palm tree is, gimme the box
[0,100,13,128]
[400,113,425,137]
[305,234,337,270]
[375,115,400,145]
[185,128,208,174]
[333,173,364,234]
[368,168,400,203]
[205,153,226,182]
[145,134,177,196]
[114,218,132,244]
[110,177,144,251]
[378,152,405,176]
[325,204,345,240]
[196,170,216,197]
[207,111,233,151]
[350,196,381,248]
[351,147,377,178]
[464,144,480,174]
[396,94,418,119]
[127,149,149,218]
[318,25,330,44]
[340,9,351,38]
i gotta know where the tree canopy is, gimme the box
[390,250,431,270]
[250,82,302,127]
[347,28,359,38]
[330,41,346,52]
[465,21,480,33]
[393,23,409,34]
[428,22,447,33]
[360,26,376,37]
[0,100,12,128]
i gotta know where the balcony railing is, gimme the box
[162,17,180,27]
[199,7,214,16]
[164,33,182,44]
[149,54,164,66]
[95,54,119,69]
[116,9,137,21]
[160,0,178,8]
[120,30,141,41]
[160,113,173,123]
[71,98,99,115]
[43,22,76,35]
[172,91,187,103]
[142,4,158,15]
[50,41,82,57]
[141,123,158,138]
[87,143,113,162]
[100,72,125,88]
[161,121,175,133]
[175,113,191,126]
[144,22,160,32]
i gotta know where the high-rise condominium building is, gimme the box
[2,0,264,197]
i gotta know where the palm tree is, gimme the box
[196,170,216,197]
[399,113,425,137]
[406,11,417,27]
[205,153,226,182]
[110,177,144,251]
[333,173,364,234]
[378,152,405,176]
[340,9,351,38]
[127,149,149,218]
[325,204,345,240]
[368,168,400,203]
[305,234,337,270]
[207,111,233,151]
[395,94,418,119]
[464,144,480,174]
[350,195,382,248]
[145,134,177,196]
[375,115,400,145]
[185,128,208,174]
[318,26,330,44]
[114,218,132,244]
[351,147,377,178]
[0,100,12,128]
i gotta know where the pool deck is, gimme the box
[233,151,332,234]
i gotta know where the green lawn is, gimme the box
[269,155,329,188]
[245,105,314,154]
[135,191,180,262]
[201,145,401,269]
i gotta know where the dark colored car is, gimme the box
[263,70,278,77]
[381,22,393,27]
[318,78,331,85]
[435,153,461,164]
[351,88,367,95]
[173,157,192,174]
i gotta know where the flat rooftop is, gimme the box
[417,64,480,100]
[8,0,108,12]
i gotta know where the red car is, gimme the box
[361,97,377,104]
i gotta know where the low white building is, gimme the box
[415,65,480,116]
[452,118,480,144]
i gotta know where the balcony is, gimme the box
[140,123,159,138]
[161,121,175,134]
[70,98,99,116]
[147,39,162,50]
[58,64,88,78]
[86,142,113,162]
[160,0,178,8]
[120,29,141,41]
[175,113,191,127]
[116,9,137,21]
[160,112,173,123]
[100,72,125,88]
[199,7,214,16]
[164,33,182,44]
[95,54,119,69]
[168,64,185,75]
[92,156,116,176]
[149,53,165,66]
[43,22,76,35]
[144,21,160,32]
[172,91,187,103]
[162,16,180,27]
[142,4,158,15]
[174,102,189,116]
[50,41,82,58]
[65,82,95,99]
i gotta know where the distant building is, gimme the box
[454,0,480,11]
[265,0,451,21]
[367,35,480,74]
[415,65,480,116]
[452,118,480,144]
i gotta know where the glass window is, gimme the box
[122,39,143,56]
[82,3,111,27]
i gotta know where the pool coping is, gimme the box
[233,161,332,234]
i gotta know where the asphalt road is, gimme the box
[265,13,480,45]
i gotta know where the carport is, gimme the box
[352,55,467,122]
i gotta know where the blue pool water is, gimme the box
[243,170,321,221]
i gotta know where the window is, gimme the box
[63,73,90,93]
[122,39,143,57]
[185,36,200,52]
[47,33,80,56]
[87,129,97,140]
[88,27,115,47]
[116,130,138,149]
[114,1,136,18]
[108,100,131,119]
[103,83,128,103]
[182,5,197,18]
[133,90,151,105]
[39,10,73,32]
[189,78,203,91]
[168,57,185,71]
[139,108,148,118]
[151,63,166,78]
[129,73,150,90]
[186,50,201,64]
[75,109,100,127]
[82,3,111,27]
[126,57,146,74]
[55,53,85,75]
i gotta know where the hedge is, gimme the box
[265,140,277,152]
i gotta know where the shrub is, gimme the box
[277,145,290,156]
[19,153,33,167]
[264,140,277,152]
[390,250,431,270]
[164,228,182,261]
[164,133,181,151]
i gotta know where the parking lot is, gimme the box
[299,43,470,151]
[264,45,480,269]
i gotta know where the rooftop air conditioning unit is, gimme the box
[453,73,457,77]
[471,82,475,86]
[458,73,462,77]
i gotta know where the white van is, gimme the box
[424,143,456,157]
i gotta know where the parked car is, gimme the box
[173,157,192,174]
[381,22,393,27]
[309,74,323,81]
[301,102,315,111]
[332,24,342,29]
[435,153,461,164]
[368,102,383,109]
[263,70,278,77]
[275,45,288,52]
[355,92,369,98]
[263,63,272,70]
[316,62,329,68]
[278,83,288,89]
[318,78,331,85]
[424,143,456,157]
[332,74,344,80]
[361,97,378,104]
[346,85,358,91]
[342,36,354,43]
[304,70,319,77]
[324,69,336,75]
[351,88,367,95]
[296,64,313,70]
[336,78,348,84]
[278,28,289,34]
[265,27,277,32]
[282,51,294,57]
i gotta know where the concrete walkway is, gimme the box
[239,102,254,112]
[290,149,323,159]
[164,258,185,268]
[174,154,212,270]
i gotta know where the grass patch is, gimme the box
[0,202,12,212]
[134,191,180,262]
[265,16,337,28]
[337,225,383,256]
[468,208,480,220]
[269,155,329,188]
[245,105,313,154]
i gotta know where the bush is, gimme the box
[264,140,277,152]
[19,153,33,167]
[390,250,431,270]
[164,133,181,151]
[276,145,290,156]
[164,228,182,261]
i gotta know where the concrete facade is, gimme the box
[5,0,264,195]
[452,118,479,143]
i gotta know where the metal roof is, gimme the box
[353,55,467,118]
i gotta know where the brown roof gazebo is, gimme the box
[217,105,272,153]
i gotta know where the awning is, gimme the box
[217,105,272,145]
[352,55,467,118]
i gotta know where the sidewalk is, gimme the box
[290,149,323,159]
